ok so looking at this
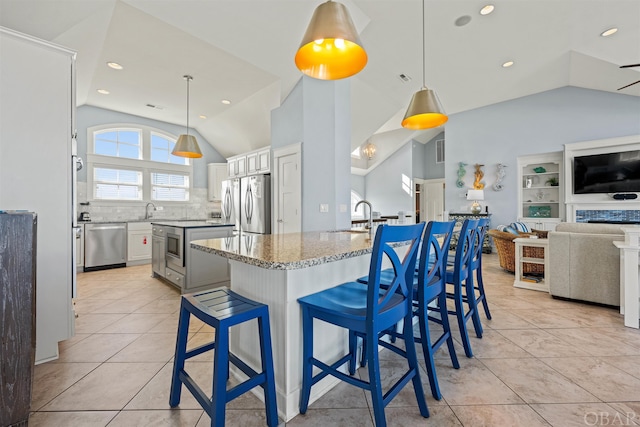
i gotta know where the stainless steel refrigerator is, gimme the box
[221,178,241,231]
[240,175,271,234]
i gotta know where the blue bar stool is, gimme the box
[445,219,482,358]
[298,223,429,427]
[169,287,278,427]
[471,218,492,320]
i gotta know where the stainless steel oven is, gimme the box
[165,226,184,270]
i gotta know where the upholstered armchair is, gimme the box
[487,229,547,274]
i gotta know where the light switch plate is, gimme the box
[339,204,347,213]
[320,204,329,213]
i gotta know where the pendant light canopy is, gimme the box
[172,75,202,159]
[401,0,447,130]
[295,0,367,80]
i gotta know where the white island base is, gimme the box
[228,254,370,422]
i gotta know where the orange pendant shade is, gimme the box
[295,1,367,80]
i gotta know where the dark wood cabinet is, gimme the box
[1,212,37,427]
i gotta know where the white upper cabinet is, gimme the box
[208,163,228,201]
[227,155,247,178]
[228,147,270,178]
[247,147,270,175]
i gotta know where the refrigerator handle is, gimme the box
[245,186,252,224]
[224,187,231,219]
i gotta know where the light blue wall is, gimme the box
[271,76,351,231]
[411,132,445,180]
[351,174,366,198]
[77,105,225,187]
[412,140,425,179]
[445,86,640,228]
[424,132,445,180]
[271,79,304,150]
[365,142,414,216]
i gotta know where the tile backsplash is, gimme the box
[76,182,221,222]
[575,209,640,223]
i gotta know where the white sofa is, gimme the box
[548,222,625,306]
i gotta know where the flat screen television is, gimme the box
[573,150,640,194]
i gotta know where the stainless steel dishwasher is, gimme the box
[84,222,127,271]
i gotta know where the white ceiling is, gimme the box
[1,0,639,167]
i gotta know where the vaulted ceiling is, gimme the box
[1,0,639,168]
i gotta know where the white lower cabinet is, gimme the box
[518,218,560,232]
[127,222,152,265]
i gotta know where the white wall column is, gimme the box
[271,77,351,232]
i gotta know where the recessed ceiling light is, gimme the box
[480,5,495,15]
[601,27,618,37]
[106,62,123,70]
[199,115,207,119]
[97,89,110,95]
[502,61,514,68]
[221,99,231,105]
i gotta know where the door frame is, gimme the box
[414,177,445,223]
[272,142,302,234]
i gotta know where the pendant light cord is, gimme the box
[184,75,192,136]
[422,0,426,89]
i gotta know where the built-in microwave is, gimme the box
[165,227,184,268]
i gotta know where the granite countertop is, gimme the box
[191,230,377,270]
[78,218,234,228]
[151,220,234,228]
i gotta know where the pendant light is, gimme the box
[172,75,202,158]
[362,141,376,160]
[295,0,367,80]
[401,0,448,130]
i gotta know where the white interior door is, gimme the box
[423,180,445,222]
[273,143,301,234]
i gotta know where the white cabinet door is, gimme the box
[127,222,152,263]
[246,152,259,175]
[257,148,270,173]
[207,163,227,201]
[227,155,247,178]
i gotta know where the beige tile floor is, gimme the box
[29,254,640,426]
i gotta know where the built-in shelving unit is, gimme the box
[517,152,563,231]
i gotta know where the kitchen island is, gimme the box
[191,230,380,421]
[151,220,234,292]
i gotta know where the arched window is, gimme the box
[87,124,192,202]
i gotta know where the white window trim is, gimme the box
[351,190,365,219]
[87,124,193,205]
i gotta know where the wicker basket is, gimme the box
[487,229,545,274]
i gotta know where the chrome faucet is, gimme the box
[355,200,373,231]
[145,202,156,219]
